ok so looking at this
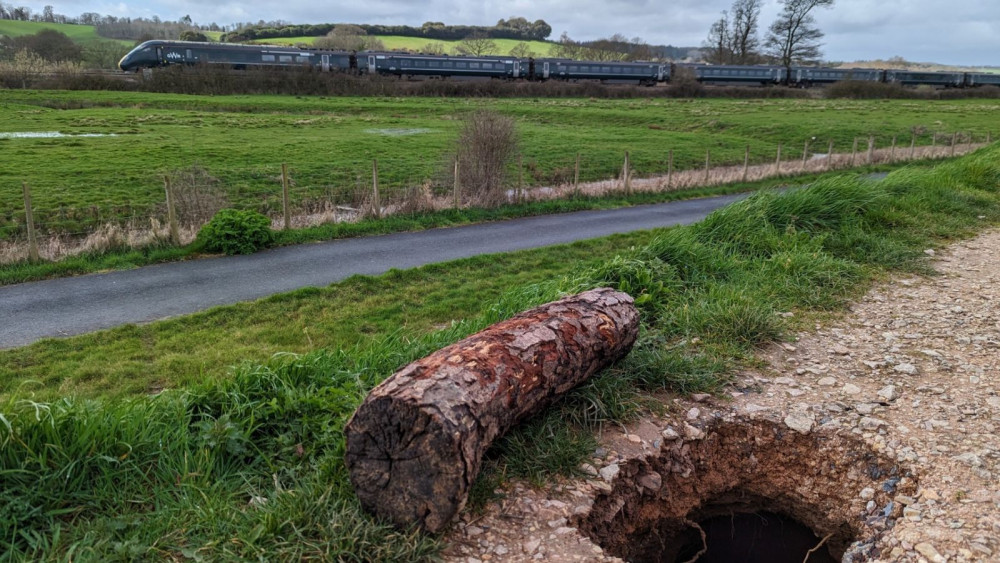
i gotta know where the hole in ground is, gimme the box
[578,417,915,562]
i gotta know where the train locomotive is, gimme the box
[118,40,1000,89]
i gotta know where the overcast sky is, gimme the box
[14,0,1000,66]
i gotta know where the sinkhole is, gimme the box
[577,417,914,562]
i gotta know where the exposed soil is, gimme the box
[442,229,1000,562]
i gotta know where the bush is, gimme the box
[197,209,273,255]
[455,110,519,207]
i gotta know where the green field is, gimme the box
[249,34,558,55]
[2,91,998,241]
[2,144,999,559]
[0,19,132,46]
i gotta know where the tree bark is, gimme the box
[345,288,639,532]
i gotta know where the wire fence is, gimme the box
[1,131,990,265]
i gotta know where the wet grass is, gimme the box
[2,147,1000,559]
[2,91,998,242]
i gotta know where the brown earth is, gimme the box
[442,228,1000,562]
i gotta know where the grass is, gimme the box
[0,230,660,400]
[251,35,559,56]
[2,146,1000,559]
[0,171,825,285]
[0,20,132,47]
[2,90,997,260]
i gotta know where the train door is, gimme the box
[185,49,193,64]
[513,61,520,78]
[321,54,330,72]
[156,46,164,66]
[368,55,377,74]
[542,62,550,79]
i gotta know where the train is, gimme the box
[118,40,1000,89]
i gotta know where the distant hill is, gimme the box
[836,58,1000,74]
[0,20,133,46]
[251,35,559,56]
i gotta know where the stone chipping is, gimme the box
[443,229,1000,562]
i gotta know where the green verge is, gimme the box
[0,173,790,286]
[2,147,999,559]
[3,91,999,254]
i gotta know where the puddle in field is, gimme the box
[0,132,118,138]
[363,128,434,136]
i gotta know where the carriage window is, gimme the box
[442,62,453,68]
[429,61,441,68]
[296,56,309,63]
[569,65,579,72]
[415,60,427,67]
[601,66,611,73]
[279,55,292,63]
[469,62,480,69]
[262,55,275,62]
[456,62,467,69]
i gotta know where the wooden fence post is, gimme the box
[22,182,39,261]
[704,149,711,184]
[801,140,809,168]
[372,159,381,219]
[910,136,916,160]
[573,152,581,197]
[850,138,858,166]
[951,132,958,157]
[453,160,461,209]
[775,143,782,174]
[890,136,897,162]
[281,163,291,230]
[827,140,834,170]
[163,176,180,246]
[742,145,750,182]
[988,131,992,144]
[623,151,631,195]
[866,136,874,164]
[518,153,524,204]
[932,133,937,149]
[666,149,673,189]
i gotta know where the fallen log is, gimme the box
[345,288,639,532]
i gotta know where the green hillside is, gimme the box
[251,35,557,56]
[0,20,132,46]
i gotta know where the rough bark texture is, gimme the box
[344,288,639,533]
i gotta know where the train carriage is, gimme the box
[792,67,884,87]
[964,72,1000,87]
[373,53,515,79]
[546,60,666,85]
[686,64,785,85]
[886,70,964,87]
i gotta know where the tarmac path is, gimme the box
[0,194,746,349]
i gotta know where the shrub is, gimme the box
[197,209,273,255]
[455,110,519,207]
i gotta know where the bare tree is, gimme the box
[765,0,834,80]
[421,42,446,55]
[703,11,731,64]
[729,0,762,64]
[508,42,534,58]
[313,25,385,52]
[456,33,497,56]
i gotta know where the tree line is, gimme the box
[222,17,552,43]
[704,0,835,76]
